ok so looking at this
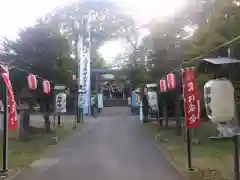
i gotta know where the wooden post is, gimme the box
[163,101,168,129]
[175,93,182,136]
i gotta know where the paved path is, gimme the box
[13,107,183,180]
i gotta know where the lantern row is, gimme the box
[159,73,176,93]
[0,63,77,95]
[27,73,77,94]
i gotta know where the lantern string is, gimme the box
[0,61,76,85]
[6,64,53,83]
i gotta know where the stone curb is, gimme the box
[155,143,188,180]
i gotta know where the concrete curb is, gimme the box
[155,142,188,180]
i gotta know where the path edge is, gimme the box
[155,143,188,180]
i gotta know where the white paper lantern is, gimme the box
[204,79,235,123]
[27,73,37,90]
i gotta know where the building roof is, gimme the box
[203,57,240,64]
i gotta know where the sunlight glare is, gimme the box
[98,39,127,64]
[115,0,186,23]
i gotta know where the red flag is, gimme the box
[182,68,200,128]
[1,71,18,130]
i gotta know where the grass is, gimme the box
[0,122,73,173]
[144,121,236,180]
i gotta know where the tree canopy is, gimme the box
[0,0,135,92]
[125,0,240,86]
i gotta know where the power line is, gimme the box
[183,34,240,64]
[0,61,55,84]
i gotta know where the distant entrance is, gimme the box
[92,68,131,107]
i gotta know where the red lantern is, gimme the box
[166,73,176,89]
[27,73,37,90]
[42,80,51,94]
[143,87,148,95]
[72,74,77,81]
[159,79,167,93]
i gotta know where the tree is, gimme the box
[44,0,135,68]
[1,22,75,92]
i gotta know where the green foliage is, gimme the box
[0,0,135,93]
[45,0,134,67]
[128,0,240,86]
[1,22,75,92]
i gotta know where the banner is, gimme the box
[78,36,91,114]
[182,68,200,128]
[55,92,67,113]
[1,70,18,130]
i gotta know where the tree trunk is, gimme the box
[175,95,182,136]
[19,110,30,141]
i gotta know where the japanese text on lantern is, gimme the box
[182,69,200,128]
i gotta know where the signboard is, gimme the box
[55,92,67,113]
[78,93,85,107]
[97,93,103,108]
[148,91,158,111]
[182,68,200,128]
[54,85,66,91]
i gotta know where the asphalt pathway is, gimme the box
[13,107,184,180]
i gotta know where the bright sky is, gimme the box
[0,0,186,62]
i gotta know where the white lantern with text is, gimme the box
[159,79,167,93]
[27,73,37,90]
[42,80,51,94]
[204,78,235,124]
[166,73,176,90]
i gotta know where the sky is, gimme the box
[0,0,186,62]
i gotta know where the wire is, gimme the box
[0,61,54,83]
[183,34,240,64]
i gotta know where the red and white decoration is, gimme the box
[166,73,176,90]
[27,73,37,90]
[72,74,77,81]
[0,66,18,130]
[182,68,200,129]
[159,79,167,93]
[42,80,51,94]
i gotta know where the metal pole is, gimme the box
[2,82,8,173]
[233,135,239,180]
[186,128,193,171]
